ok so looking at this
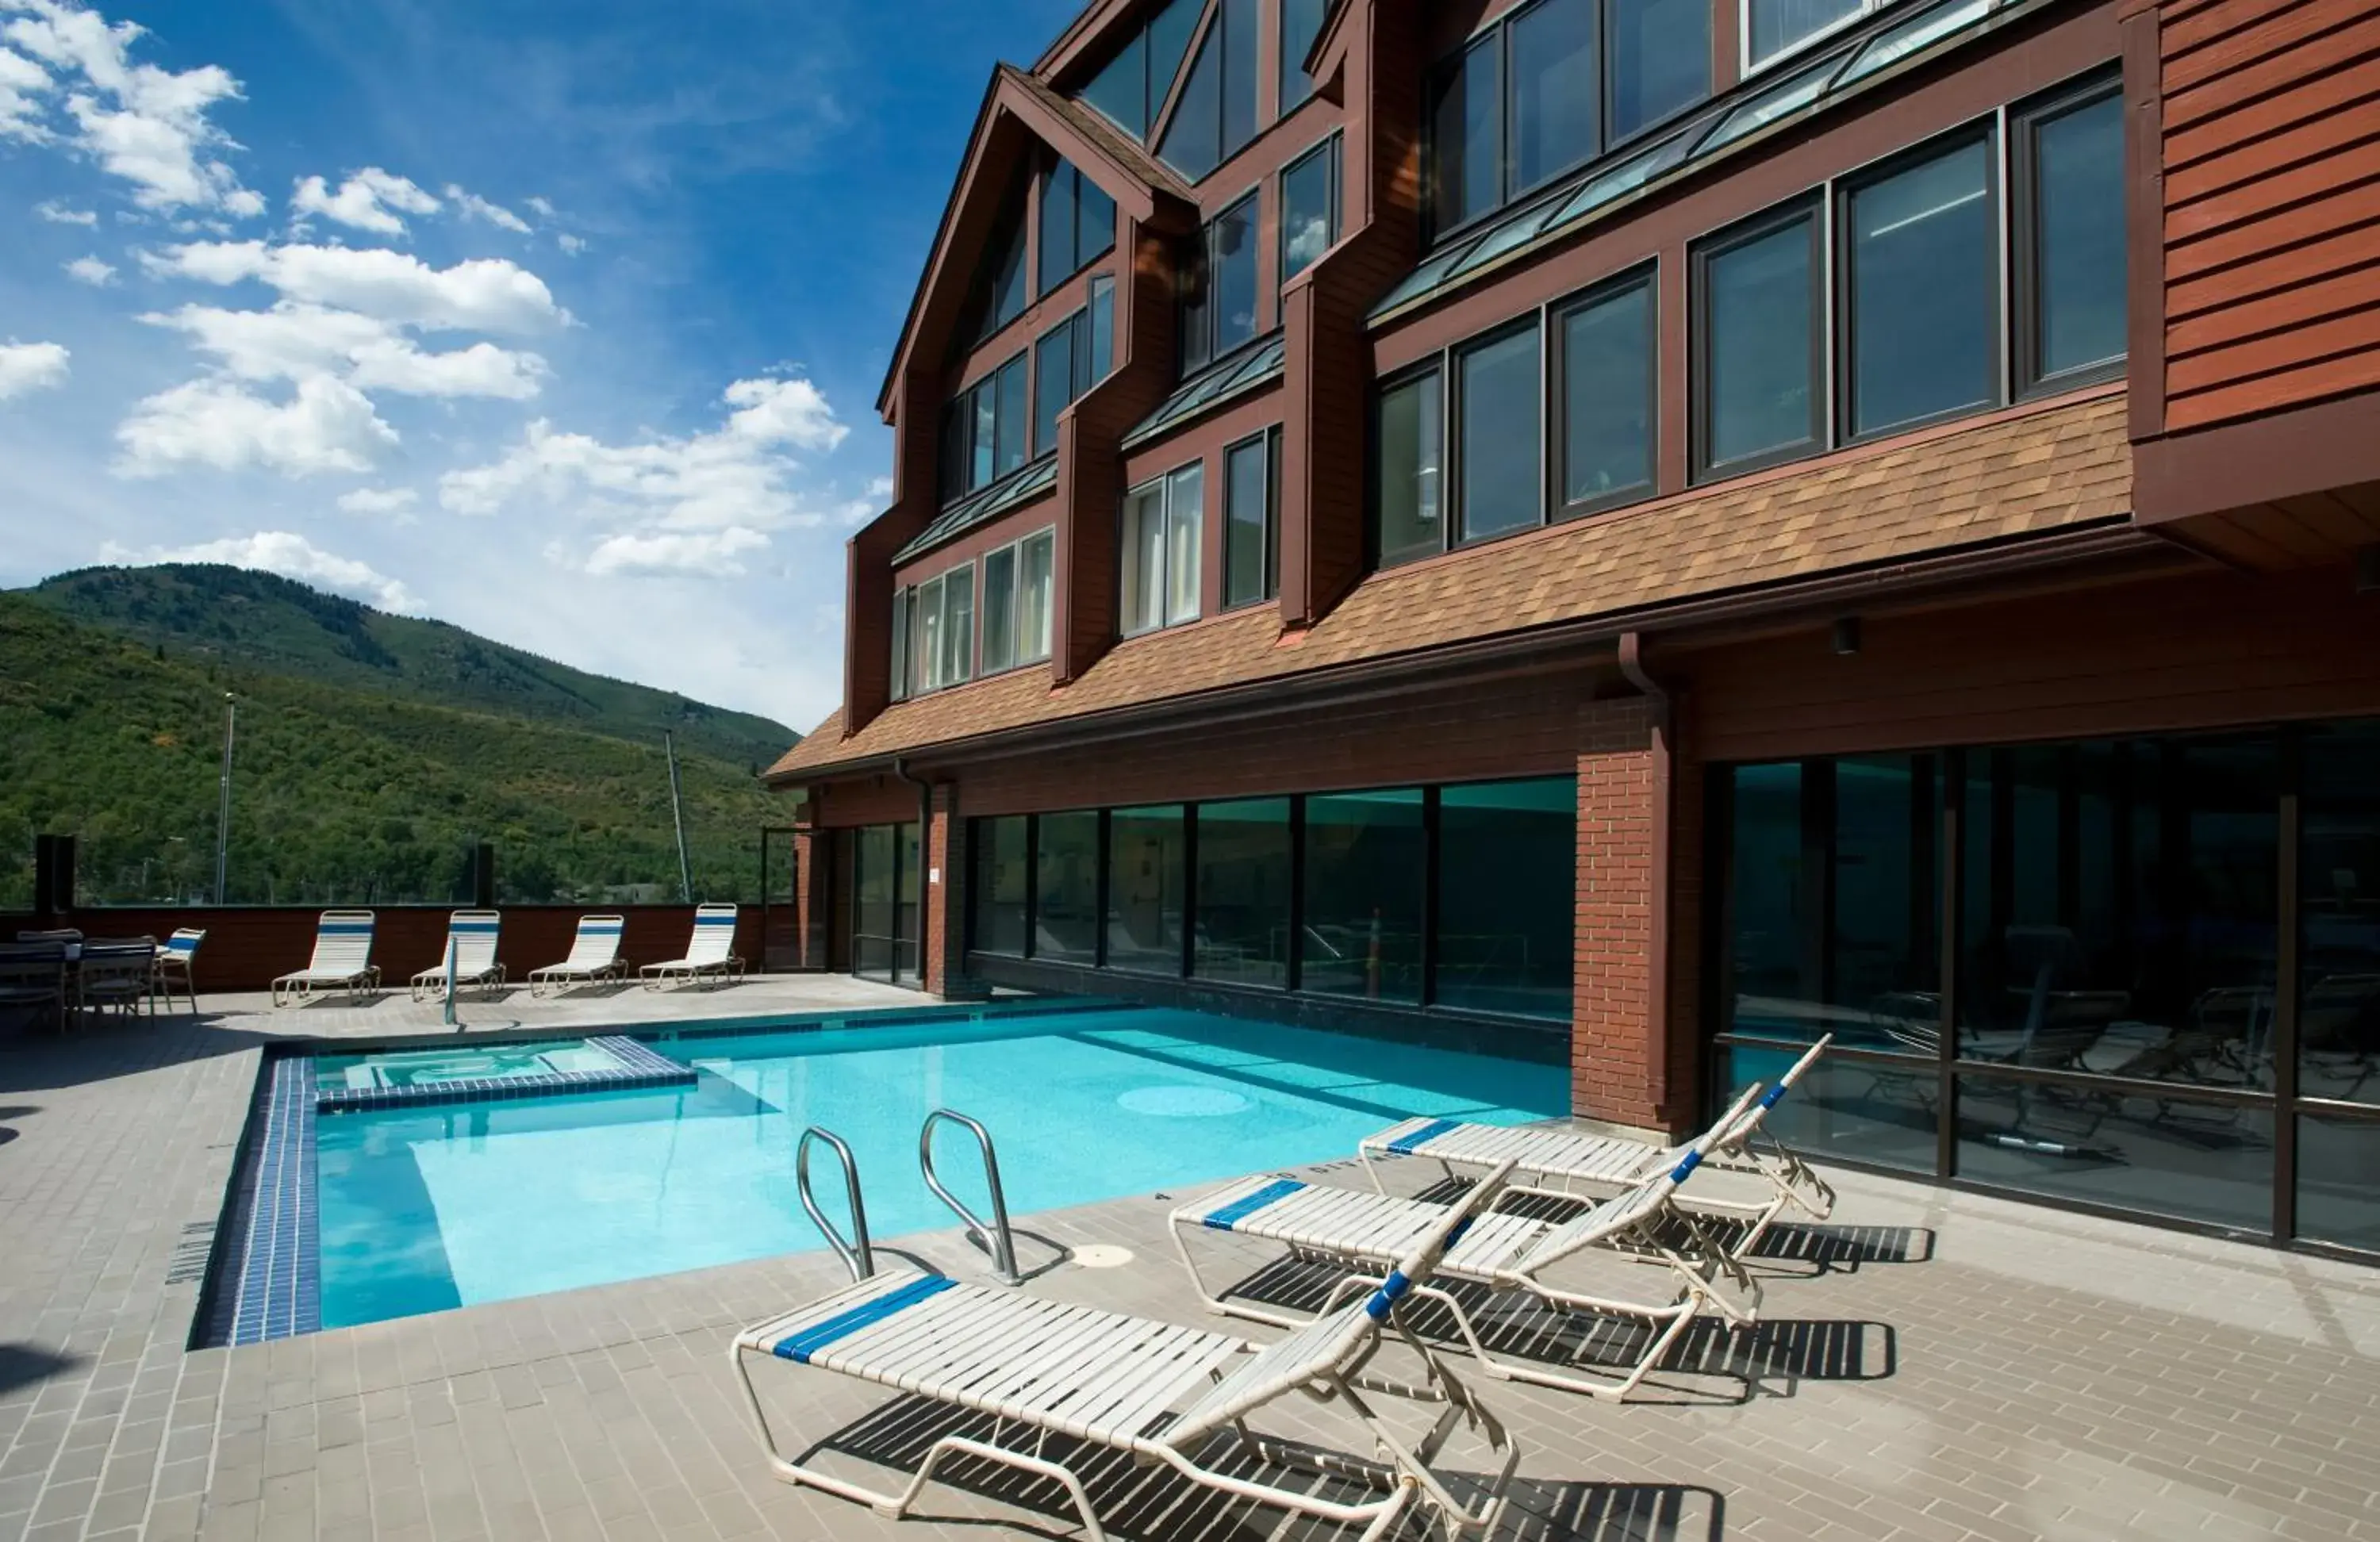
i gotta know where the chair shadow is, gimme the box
[808,1392,1724,1541]
[0,1344,81,1400]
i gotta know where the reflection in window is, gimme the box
[1698,209,1819,475]
[1157,0,1261,181]
[969,815,1030,956]
[2024,84,2125,389]
[1280,136,1339,286]
[1430,36,1500,232]
[2299,1114,2380,1252]
[1038,159,1117,296]
[1280,0,1327,110]
[2299,723,2380,1108]
[1714,1046,1937,1172]
[1558,274,1654,512]
[1087,274,1115,383]
[1196,798,1292,986]
[1438,778,1575,1018]
[1956,1076,2274,1233]
[1303,790,1425,1002]
[1847,135,1994,437]
[1081,0,1203,141]
[1457,323,1541,541]
[1034,811,1100,962]
[1107,805,1187,972]
[1223,429,1276,608]
[1746,0,1865,70]
[1511,0,1598,194]
[1183,196,1261,374]
[1122,461,1203,635]
[1034,322,1074,458]
[1375,367,1443,566]
[942,352,1029,502]
[1610,0,1710,140]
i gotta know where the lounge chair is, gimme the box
[409,911,505,1002]
[75,939,158,1026]
[271,911,381,1007]
[154,928,205,1013]
[0,943,69,1033]
[527,915,627,997]
[1361,1034,1837,1259]
[731,1160,1522,1542]
[639,903,743,990]
[1176,1086,1764,1401]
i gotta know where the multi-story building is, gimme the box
[766,0,2380,1259]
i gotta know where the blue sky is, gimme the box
[0,0,1077,731]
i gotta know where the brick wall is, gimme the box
[1572,698,1669,1132]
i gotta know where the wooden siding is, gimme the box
[2159,0,2380,432]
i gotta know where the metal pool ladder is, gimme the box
[796,1126,874,1283]
[919,1109,1020,1285]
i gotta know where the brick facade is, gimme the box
[1572,699,1670,1133]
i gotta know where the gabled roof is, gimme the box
[873,64,1195,420]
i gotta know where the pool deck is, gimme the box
[1,984,2378,1542]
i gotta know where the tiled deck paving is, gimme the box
[1,980,2377,1541]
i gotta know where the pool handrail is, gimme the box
[919,1110,1019,1286]
[796,1126,874,1283]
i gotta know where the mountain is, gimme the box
[0,567,803,909]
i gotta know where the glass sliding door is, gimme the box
[2298,722,2380,1252]
[1436,777,1575,1018]
[1303,790,1425,1002]
[1107,805,1186,974]
[1195,799,1292,987]
[849,822,920,986]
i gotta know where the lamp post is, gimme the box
[213,693,236,905]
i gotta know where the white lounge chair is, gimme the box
[1175,1085,1764,1402]
[639,903,743,990]
[527,915,627,997]
[731,1160,1522,1542]
[271,911,381,1007]
[409,911,505,1002]
[1361,1035,1837,1259]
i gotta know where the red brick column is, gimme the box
[923,784,981,999]
[1573,699,1672,1133]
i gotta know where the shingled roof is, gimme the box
[769,390,2132,782]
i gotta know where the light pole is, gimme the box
[213,692,236,905]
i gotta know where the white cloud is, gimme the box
[336,486,417,517]
[144,303,547,400]
[115,374,397,478]
[0,339,70,399]
[524,195,556,220]
[98,529,418,612]
[144,240,566,332]
[582,527,769,577]
[444,185,528,234]
[866,474,894,497]
[63,253,113,284]
[33,198,94,223]
[556,232,586,255]
[2,0,259,213]
[290,167,438,235]
[0,43,47,140]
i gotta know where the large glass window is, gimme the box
[1280,136,1340,286]
[1157,0,1261,181]
[888,585,910,702]
[958,180,1031,347]
[1511,0,1598,194]
[1033,305,1108,458]
[1122,461,1203,635]
[1038,158,1116,297]
[1107,804,1187,972]
[1557,272,1655,514]
[1080,0,1203,144]
[1087,274,1115,385]
[939,562,974,686]
[1016,529,1054,664]
[1438,778,1576,1018]
[1303,790,1425,1002]
[1280,0,1327,111]
[1695,205,1821,478]
[1034,810,1100,963]
[898,561,985,696]
[2018,79,2125,393]
[1746,0,1867,71]
[913,573,945,692]
[973,528,1055,676]
[942,352,1028,502]
[1182,195,1260,374]
[1610,0,1710,140]
[1956,1080,2274,1233]
[1455,321,1542,543]
[1223,428,1276,608]
[1844,133,1995,439]
[1430,36,1501,233]
[969,815,1030,957]
[1196,798,1292,986]
[981,544,1017,674]
[2302,723,2380,1112]
[1374,366,1443,567]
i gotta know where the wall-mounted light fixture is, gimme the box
[1832,617,1863,656]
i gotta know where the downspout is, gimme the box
[893,757,934,990]
[1615,631,1673,1126]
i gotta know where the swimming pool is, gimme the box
[300,1005,1565,1333]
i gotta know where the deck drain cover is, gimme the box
[1118,1086,1250,1118]
[1073,1245,1134,1269]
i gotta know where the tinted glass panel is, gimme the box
[987,217,1028,336]
[994,357,1029,476]
[1033,322,1073,457]
[971,384,996,489]
[1303,790,1425,1002]
[1107,804,1185,972]
[2032,90,2125,380]
[2298,1114,2380,1253]
[1212,198,1260,355]
[1196,799,1292,986]
[1088,275,1115,381]
[1438,777,1574,1018]
[1222,0,1259,160]
[1146,0,1203,115]
[1376,369,1443,566]
[1457,324,1541,540]
[1016,530,1054,663]
[1080,178,1116,267]
[1165,461,1203,624]
[940,564,974,684]
[1703,215,1817,470]
[1084,29,1148,136]
[1224,433,1272,608]
[971,815,1029,957]
[1039,166,1076,296]
[915,574,943,690]
[1281,0,1326,109]
[1748,0,1864,67]
[1122,483,1167,635]
[1432,39,1500,232]
[1716,1045,1937,1173]
[2303,723,2380,1107]
[1159,24,1222,179]
[1609,0,1710,140]
[1848,136,1994,436]
[1511,0,1597,192]
[1956,1076,2273,1233]
[1560,279,1654,508]
[855,824,896,978]
[1034,811,1100,962]
[980,545,1016,673]
[1281,140,1336,282]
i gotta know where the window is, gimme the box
[939,561,974,685]
[1745,0,1869,72]
[1195,798,1292,986]
[1223,428,1277,608]
[1157,0,1261,181]
[1428,0,1708,237]
[1034,305,1108,458]
[941,352,1028,502]
[1038,158,1117,296]
[2016,79,2125,394]
[1081,0,1203,141]
[1181,194,1259,373]
[1454,321,1541,542]
[1107,804,1186,972]
[1122,461,1203,635]
[1842,132,1996,439]
[1694,202,1823,478]
[895,562,980,696]
[1033,810,1100,962]
[888,585,910,702]
[969,815,1030,957]
[1280,136,1339,286]
[1302,790,1424,1002]
[1280,0,1327,112]
[977,526,1056,674]
[957,174,1031,345]
[1374,366,1443,567]
[1437,778,1576,1018]
[1555,270,1655,515]
[1087,274,1115,384]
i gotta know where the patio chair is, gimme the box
[154,928,205,1014]
[75,940,158,1026]
[1361,1034,1837,1259]
[1176,1086,1765,1402]
[271,911,382,1007]
[15,929,81,945]
[639,903,743,990]
[527,915,628,997]
[731,1160,1523,1542]
[0,943,69,1033]
[409,911,505,1002]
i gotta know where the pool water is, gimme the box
[313,1006,1566,1329]
[316,1041,624,1093]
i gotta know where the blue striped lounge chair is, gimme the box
[1174,1084,1766,1402]
[1360,1034,1838,1259]
[527,915,626,997]
[271,911,381,1007]
[730,1161,1525,1541]
[409,911,505,1002]
[639,903,743,990]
